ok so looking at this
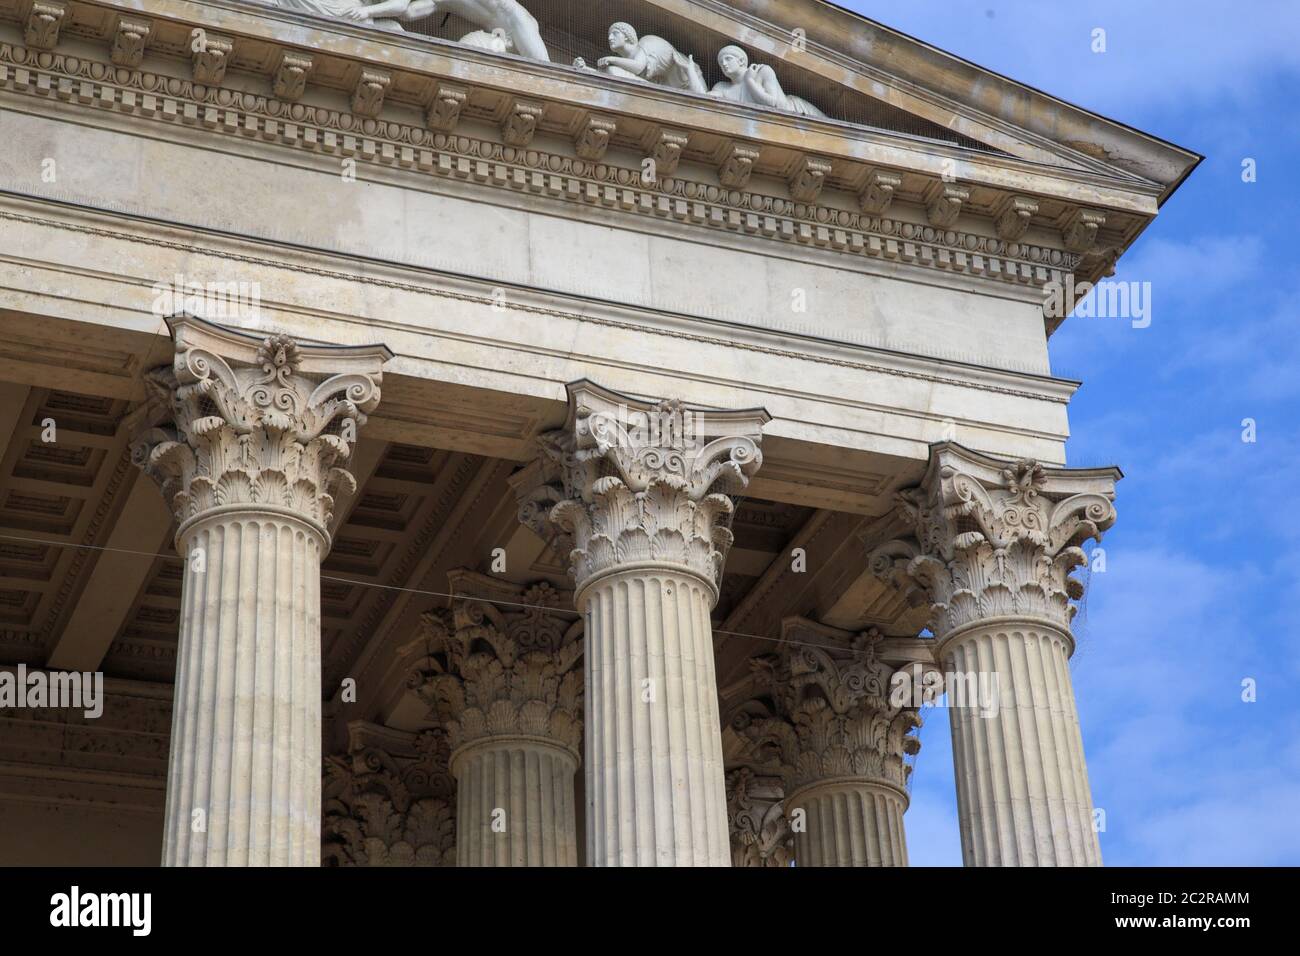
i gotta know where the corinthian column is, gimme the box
[404,571,583,866]
[132,316,390,866]
[870,443,1117,866]
[514,381,767,866]
[729,618,927,866]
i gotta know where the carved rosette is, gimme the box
[404,574,583,763]
[515,381,767,599]
[725,768,793,868]
[868,444,1118,644]
[322,727,457,867]
[131,317,388,544]
[735,628,922,796]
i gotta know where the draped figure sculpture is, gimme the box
[269,0,550,61]
[709,45,826,117]
[575,22,708,94]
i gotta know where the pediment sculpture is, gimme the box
[254,1,831,119]
[266,0,550,61]
[574,22,708,94]
[709,44,825,118]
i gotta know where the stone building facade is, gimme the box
[0,0,1197,865]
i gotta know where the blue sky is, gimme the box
[838,0,1300,865]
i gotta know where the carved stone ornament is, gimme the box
[859,168,903,215]
[192,34,234,86]
[130,316,391,542]
[110,15,152,69]
[574,115,617,161]
[1063,208,1107,254]
[514,380,768,596]
[273,50,314,101]
[322,723,456,867]
[731,622,923,795]
[426,83,468,132]
[351,68,391,118]
[926,182,970,228]
[720,144,761,189]
[789,156,833,203]
[649,129,690,178]
[995,194,1040,241]
[726,768,793,868]
[402,571,583,762]
[24,0,66,51]
[868,443,1119,643]
[502,99,544,147]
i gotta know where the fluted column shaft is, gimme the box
[786,779,908,867]
[165,508,323,866]
[869,446,1117,868]
[942,621,1100,867]
[515,382,767,866]
[133,317,390,867]
[453,738,579,866]
[583,566,729,866]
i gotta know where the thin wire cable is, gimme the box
[0,531,888,653]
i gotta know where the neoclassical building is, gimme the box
[0,0,1196,866]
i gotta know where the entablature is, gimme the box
[1,0,1178,311]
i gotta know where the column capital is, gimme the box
[725,767,794,868]
[130,315,391,547]
[513,380,769,599]
[322,721,457,867]
[868,443,1119,646]
[731,617,925,797]
[402,571,584,765]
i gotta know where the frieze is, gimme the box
[0,204,1077,408]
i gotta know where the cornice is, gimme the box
[0,37,1096,288]
[0,0,1157,290]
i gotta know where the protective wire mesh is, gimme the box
[271,0,1005,152]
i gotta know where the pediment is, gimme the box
[3,0,1198,302]
[219,0,1194,188]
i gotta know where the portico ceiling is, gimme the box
[0,375,921,726]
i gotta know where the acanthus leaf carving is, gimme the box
[789,156,833,203]
[110,15,152,69]
[731,624,924,796]
[725,768,793,868]
[130,318,388,542]
[351,68,391,119]
[192,34,234,86]
[402,572,583,762]
[273,50,313,101]
[868,444,1118,643]
[514,384,766,596]
[720,144,761,189]
[24,0,66,51]
[859,168,903,215]
[426,83,468,132]
[322,726,456,867]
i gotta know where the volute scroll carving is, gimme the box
[868,443,1119,644]
[732,623,925,799]
[130,316,391,543]
[322,724,457,867]
[513,381,768,596]
[402,572,584,763]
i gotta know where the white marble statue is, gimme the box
[459,27,514,54]
[268,0,550,62]
[574,22,707,94]
[709,44,826,118]
[271,0,408,32]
